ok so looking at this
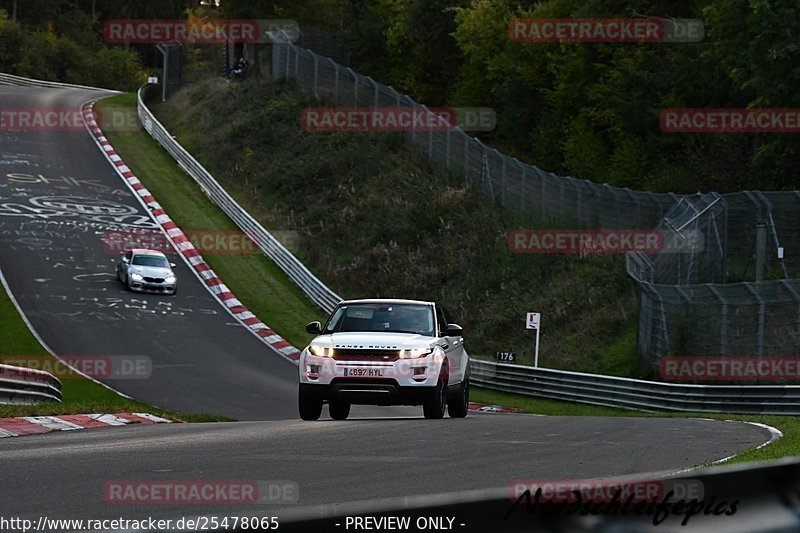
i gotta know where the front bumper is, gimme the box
[300,354,441,386]
[299,353,444,405]
[300,381,438,406]
[129,280,177,294]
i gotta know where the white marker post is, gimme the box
[526,312,541,367]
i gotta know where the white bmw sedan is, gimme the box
[116,249,178,295]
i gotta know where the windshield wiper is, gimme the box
[381,329,421,334]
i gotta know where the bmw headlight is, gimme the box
[130,273,143,281]
[399,347,433,359]
[309,345,334,357]
[165,276,177,283]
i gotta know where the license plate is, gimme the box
[343,368,384,377]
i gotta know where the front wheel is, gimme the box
[447,377,469,418]
[329,401,350,420]
[423,376,447,419]
[298,385,322,421]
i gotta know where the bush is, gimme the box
[0,11,145,90]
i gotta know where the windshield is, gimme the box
[131,255,169,268]
[325,303,435,336]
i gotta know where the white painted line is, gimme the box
[199,270,218,280]
[132,412,172,423]
[92,414,132,426]
[0,427,19,438]
[22,416,84,431]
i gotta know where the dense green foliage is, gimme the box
[5,0,796,190]
[0,0,200,90]
[222,0,800,194]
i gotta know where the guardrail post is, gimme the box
[330,59,339,105]
[312,53,319,98]
[445,128,451,170]
[347,68,358,106]
[463,136,470,186]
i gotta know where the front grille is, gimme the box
[144,277,165,283]
[333,349,399,362]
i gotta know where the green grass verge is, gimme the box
[471,387,795,466]
[95,93,323,351]
[0,274,231,421]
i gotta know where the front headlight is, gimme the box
[165,276,176,283]
[399,347,433,359]
[130,273,143,281]
[309,345,334,357]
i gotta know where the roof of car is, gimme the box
[339,298,434,306]
[129,249,167,256]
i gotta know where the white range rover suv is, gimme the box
[298,299,470,420]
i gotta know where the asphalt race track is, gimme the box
[0,83,311,421]
[0,84,776,527]
[2,416,772,521]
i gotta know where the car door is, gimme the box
[437,305,465,383]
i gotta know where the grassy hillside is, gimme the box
[152,77,643,376]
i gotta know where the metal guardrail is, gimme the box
[136,84,342,314]
[0,364,62,405]
[471,359,800,415]
[0,72,113,91]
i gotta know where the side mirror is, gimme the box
[306,321,322,335]
[445,324,463,337]
[121,256,129,263]
[170,263,177,268]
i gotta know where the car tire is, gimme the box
[447,376,469,418]
[298,385,322,421]
[329,401,350,420]
[423,373,447,419]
